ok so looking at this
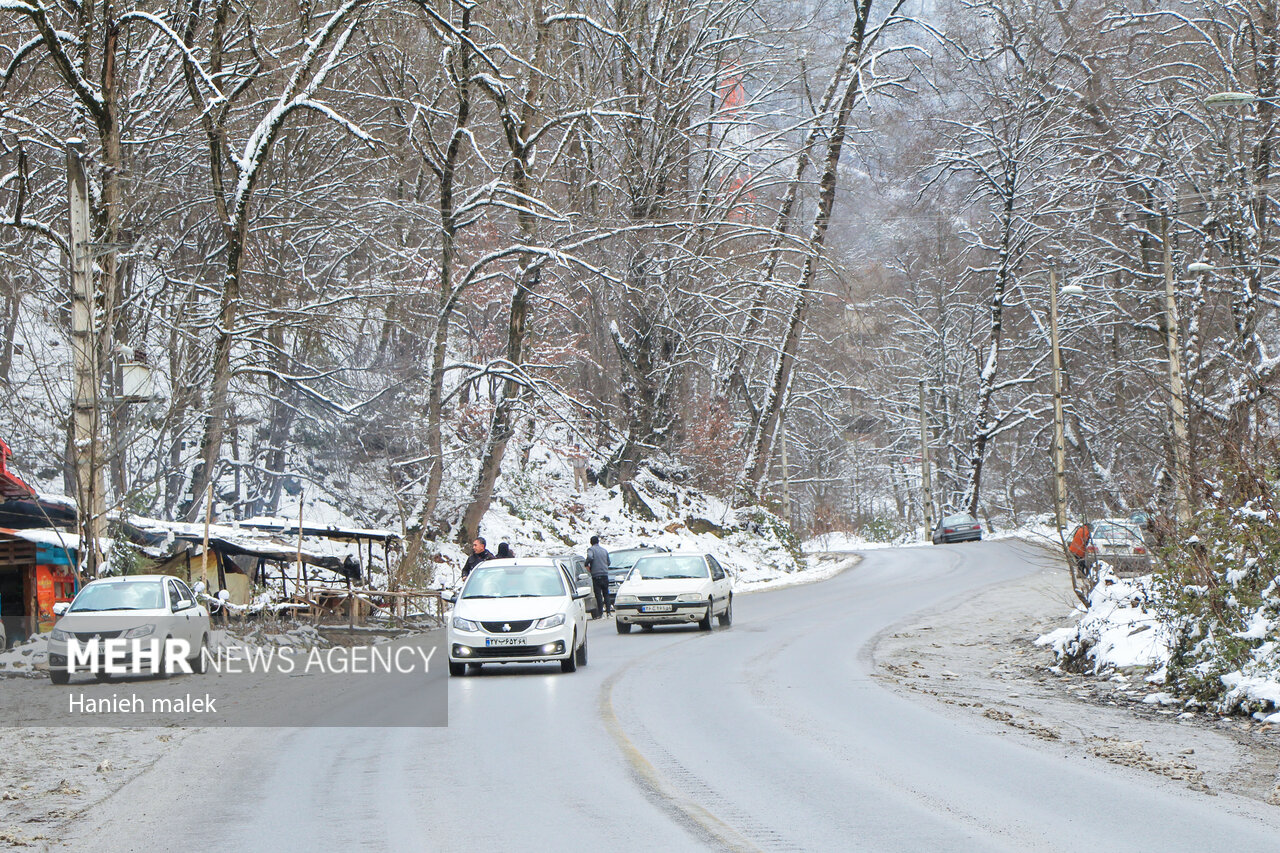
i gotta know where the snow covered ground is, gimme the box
[1037,565,1280,724]
[429,445,807,589]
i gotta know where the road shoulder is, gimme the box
[870,557,1280,806]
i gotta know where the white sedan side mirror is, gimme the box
[53,602,70,617]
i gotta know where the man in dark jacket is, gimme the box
[462,537,494,581]
[585,535,611,615]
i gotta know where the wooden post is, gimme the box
[295,492,305,602]
[1049,271,1069,535]
[200,481,213,587]
[68,139,106,577]
[348,577,355,629]
[919,380,934,541]
[1161,214,1192,525]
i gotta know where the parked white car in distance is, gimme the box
[447,558,590,676]
[46,574,211,684]
[613,552,733,633]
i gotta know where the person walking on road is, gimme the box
[462,537,494,581]
[585,535,611,616]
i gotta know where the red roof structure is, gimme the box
[0,438,36,500]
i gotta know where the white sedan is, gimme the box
[46,574,211,683]
[447,559,590,676]
[613,552,733,633]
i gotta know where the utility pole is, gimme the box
[1161,214,1193,525]
[67,139,105,576]
[919,380,934,541]
[780,414,790,523]
[1049,271,1068,534]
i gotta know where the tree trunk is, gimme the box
[743,0,877,498]
[455,1,548,546]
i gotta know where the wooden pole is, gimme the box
[68,139,105,577]
[919,380,934,541]
[1049,271,1069,534]
[200,480,213,587]
[296,491,305,601]
[1161,214,1192,525]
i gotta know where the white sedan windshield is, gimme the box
[71,581,165,612]
[633,556,709,580]
[462,565,567,598]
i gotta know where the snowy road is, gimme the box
[52,541,1280,851]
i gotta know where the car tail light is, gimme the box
[971,525,980,530]
[1134,545,1147,554]
[1086,545,1098,553]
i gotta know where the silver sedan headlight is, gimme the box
[615,594,638,605]
[677,593,706,602]
[534,613,565,630]
[123,624,155,639]
[452,616,480,632]
[49,628,69,642]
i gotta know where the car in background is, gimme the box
[46,575,211,684]
[605,545,670,608]
[446,558,590,676]
[548,552,601,618]
[613,552,732,633]
[931,513,983,544]
[1082,519,1151,574]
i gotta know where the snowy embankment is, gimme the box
[1036,566,1280,723]
[433,443,828,592]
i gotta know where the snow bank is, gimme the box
[1036,567,1172,675]
[434,447,813,590]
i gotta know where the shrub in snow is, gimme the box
[1037,567,1169,676]
[1151,463,1280,714]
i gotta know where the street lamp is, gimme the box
[1204,91,1259,109]
[1048,273,1084,534]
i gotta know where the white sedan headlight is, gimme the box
[123,624,155,639]
[534,613,565,629]
[452,616,480,632]
[49,628,69,642]
[677,593,706,602]
[615,594,638,605]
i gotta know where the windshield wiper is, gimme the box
[96,606,142,611]
[462,594,496,599]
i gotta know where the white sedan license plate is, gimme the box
[485,637,525,646]
[640,604,673,613]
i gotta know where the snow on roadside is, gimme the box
[1035,567,1172,674]
[1035,564,1280,722]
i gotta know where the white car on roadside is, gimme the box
[613,552,733,633]
[447,559,590,676]
[46,574,211,684]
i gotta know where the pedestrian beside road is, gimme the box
[1067,523,1091,576]
[462,537,495,581]
[570,445,590,492]
[495,542,514,559]
[585,535,611,616]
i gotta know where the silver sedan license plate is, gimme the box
[485,637,525,646]
[640,604,673,613]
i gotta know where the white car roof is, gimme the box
[85,574,176,584]
[635,551,709,559]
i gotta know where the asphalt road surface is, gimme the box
[53,541,1280,851]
